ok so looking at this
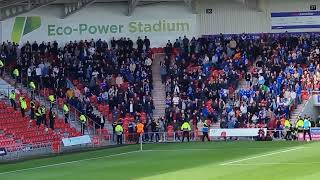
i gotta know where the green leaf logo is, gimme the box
[11,16,41,43]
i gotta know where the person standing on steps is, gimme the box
[19,96,27,117]
[80,114,87,135]
[30,100,35,120]
[0,58,4,76]
[41,106,46,126]
[13,68,19,86]
[63,103,69,123]
[9,90,16,110]
[49,109,56,130]
[36,106,42,126]
[48,94,55,109]
[29,81,36,99]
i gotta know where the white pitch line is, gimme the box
[220,147,303,166]
[0,151,140,176]
[224,162,320,166]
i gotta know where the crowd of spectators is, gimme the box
[0,36,155,128]
[162,33,320,131]
[1,32,320,137]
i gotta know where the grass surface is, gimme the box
[0,141,319,180]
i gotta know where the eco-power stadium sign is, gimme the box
[10,16,193,44]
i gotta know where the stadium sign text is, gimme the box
[47,20,190,36]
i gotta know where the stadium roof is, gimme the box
[0,0,197,21]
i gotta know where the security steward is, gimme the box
[79,114,87,135]
[136,121,144,143]
[0,58,4,76]
[36,106,42,126]
[19,96,27,117]
[29,81,36,98]
[202,120,210,142]
[48,94,55,108]
[303,117,312,141]
[115,122,124,145]
[30,100,35,120]
[181,121,191,142]
[13,68,19,84]
[284,119,292,140]
[63,103,69,123]
[41,106,46,126]
[49,109,56,130]
[296,117,304,134]
[9,90,16,110]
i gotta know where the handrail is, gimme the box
[67,102,102,135]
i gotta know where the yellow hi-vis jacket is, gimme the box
[63,104,69,114]
[0,60,4,68]
[29,81,36,90]
[9,92,16,100]
[284,120,291,129]
[115,124,123,135]
[13,69,19,77]
[49,95,55,102]
[80,115,87,124]
[181,122,191,131]
[20,99,27,110]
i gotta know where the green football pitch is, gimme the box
[0,141,319,180]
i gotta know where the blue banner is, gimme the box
[271,11,320,30]
[271,11,320,17]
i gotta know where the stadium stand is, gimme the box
[162,33,316,133]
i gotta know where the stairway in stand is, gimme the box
[290,100,308,124]
[152,54,166,120]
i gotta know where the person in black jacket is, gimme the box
[150,119,159,142]
[137,37,143,52]
[144,36,150,50]
[49,109,55,130]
